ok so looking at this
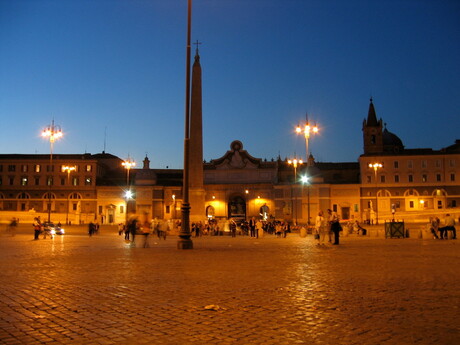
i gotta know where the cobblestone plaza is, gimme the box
[0,226,459,345]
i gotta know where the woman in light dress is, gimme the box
[315,211,328,245]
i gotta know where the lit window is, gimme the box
[85,177,91,185]
[21,177,28,186]
[86,165,92,172]
[35,165,41,172]
[422,174,427,182]
[72,177,79,186]
[21,165,28,172]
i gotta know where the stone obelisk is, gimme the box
[188,42,205,221]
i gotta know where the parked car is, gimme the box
[42,222,65,236]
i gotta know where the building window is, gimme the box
[421,160,427,168]
[72,177,79,186]
[366,175,371,183]
[21,165,28,172]
[166,205,171,214]
[451,174,456,182]
[408,174,413,182]
[407,160,413,169]
[98,206,103,214]
[21,177,28,186]
[35,177,40,185]
[394,175,400,183]
[422,174,427,182]
[0,165,2,172]
[86,165,92,172]
[436,174,442,182]
[435,160,441,168]
[85,177,91,185]
[35,164,41,172]
[333,204,338,212]
[409,201,414,208]
[0,177,2,185]
[120,205,124,214]
[8,165,16,172]
[438,200,442,209]
[452,200,457,208]
[46,165,54,172]
[449,159,456,167]
[47,177,53,186]
[61,178,66,185]
[394,161,399,169]
[9,177,14,185]
[380,175,385,183]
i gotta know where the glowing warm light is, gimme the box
[296,114,319,160]
[125,190,133,199]
[301,175,309,184]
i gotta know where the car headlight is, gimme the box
[50,229,56,235]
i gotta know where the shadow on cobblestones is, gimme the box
[0,226,459,344]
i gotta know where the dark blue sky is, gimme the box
[1,0,459,168]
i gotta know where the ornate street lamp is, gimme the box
[288,158,303,225]
[41,120,63,222]
[369,162,383,224]
[296,113,319,162]
[122,158,135,223]
[178,0,194,249]
[301,175,311,225]
[62,165,76,225]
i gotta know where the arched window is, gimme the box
[69,192,82,199]
[17,192,31,199]
[206,205,215,218]
[404,189,419,197]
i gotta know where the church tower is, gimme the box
[188,43,205,220]
[362,98,383,154]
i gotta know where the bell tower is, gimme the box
[362,97,383,154]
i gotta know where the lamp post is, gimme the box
[296,113,319,162]
[288,158,303,225]
[42,120,63,222]
[172,194,176,219]
[122,158,135,223]
[178,0,193,249]
[369,162,383,224]
[301,175,311,225]
[62,165,76,225]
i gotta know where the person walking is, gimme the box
[328,209,341,245]
[33,217,41,240]
[315,211,325,245]
[249,217,256,237]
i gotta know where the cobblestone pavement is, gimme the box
[0,226,459,345]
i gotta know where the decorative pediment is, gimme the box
[209,141,261,170]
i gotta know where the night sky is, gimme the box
[1,0,459,168]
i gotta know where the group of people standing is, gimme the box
[314,209,342,245]
[429,214,457,240]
